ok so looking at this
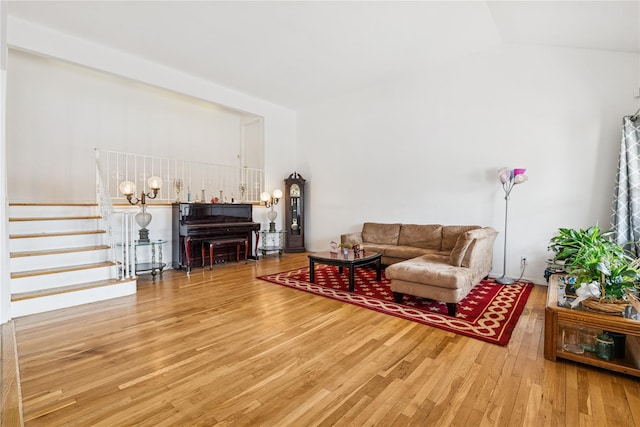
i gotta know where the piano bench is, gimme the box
[201,238,249,269]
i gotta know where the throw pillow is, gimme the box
[441,225,480,251]
[449,231,475,267]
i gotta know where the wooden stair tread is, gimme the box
[11,278,134,302]
[10,230,106,239]
[9,216,101,222]
[11,245,111,258]
[11,261,115,279]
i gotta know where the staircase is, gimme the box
[8,203,137,318]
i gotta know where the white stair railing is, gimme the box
[96,155,118,274]
[95,154,140,279]
[118,211,135,280]
[95,149,264,205]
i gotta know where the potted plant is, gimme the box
[548,225,639,309]
[338,243,351,256]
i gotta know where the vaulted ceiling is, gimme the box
[7,1,640,109]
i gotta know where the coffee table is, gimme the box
[308,251,382,292]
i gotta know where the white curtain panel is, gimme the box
[612,116,640,256]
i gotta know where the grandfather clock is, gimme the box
[284,172,306,252]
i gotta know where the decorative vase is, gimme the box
[595,333,615,360]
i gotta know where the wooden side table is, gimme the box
[545,274,640,377]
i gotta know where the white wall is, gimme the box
[298,45,639,284]
[7,49,249,203]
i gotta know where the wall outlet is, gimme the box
[521,256,527,266]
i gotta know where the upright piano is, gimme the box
[172,203,260,272]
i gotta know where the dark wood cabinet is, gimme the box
[284,172,306,253]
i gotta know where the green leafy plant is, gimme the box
[548,225,639,301]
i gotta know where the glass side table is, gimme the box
[118,239,167,280]
[259,230,284,257]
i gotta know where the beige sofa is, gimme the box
[341,222,498,316]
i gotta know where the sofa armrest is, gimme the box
[341,232,363,246]
[462,227,498,279]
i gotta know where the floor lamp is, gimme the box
[496,168,528,285]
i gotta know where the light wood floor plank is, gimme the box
[1,321,23,427]
[11,253,640,426]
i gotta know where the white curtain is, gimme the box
[611,116,640,256]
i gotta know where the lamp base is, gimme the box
[496,276,515,285]
[268,222,276,232]
[138,227,150,243]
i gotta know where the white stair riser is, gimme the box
[9,205,99,217]
[10,219,101,234]
[11,266,116,293]
[12,280,137,318]
[11,249,110,272]
[8,203,133,318]
[10,233,107,252]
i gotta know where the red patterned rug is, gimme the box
[257,265,533,346]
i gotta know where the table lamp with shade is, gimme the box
[119,176,163,242]
[261,189,282,232]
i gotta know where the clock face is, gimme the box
[290,183,300,197]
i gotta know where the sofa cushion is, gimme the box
[340,232,363,247]
[386,256,473,290]
[362,222,401,245]
[419,252,451,263]
[384,245,441,260]
[360,243,396,255]
[441,225,481,251]
[449,230,475,266]
[398,224,443,249]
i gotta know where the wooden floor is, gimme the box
[2,321,22,427]
[10,253,640,426]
